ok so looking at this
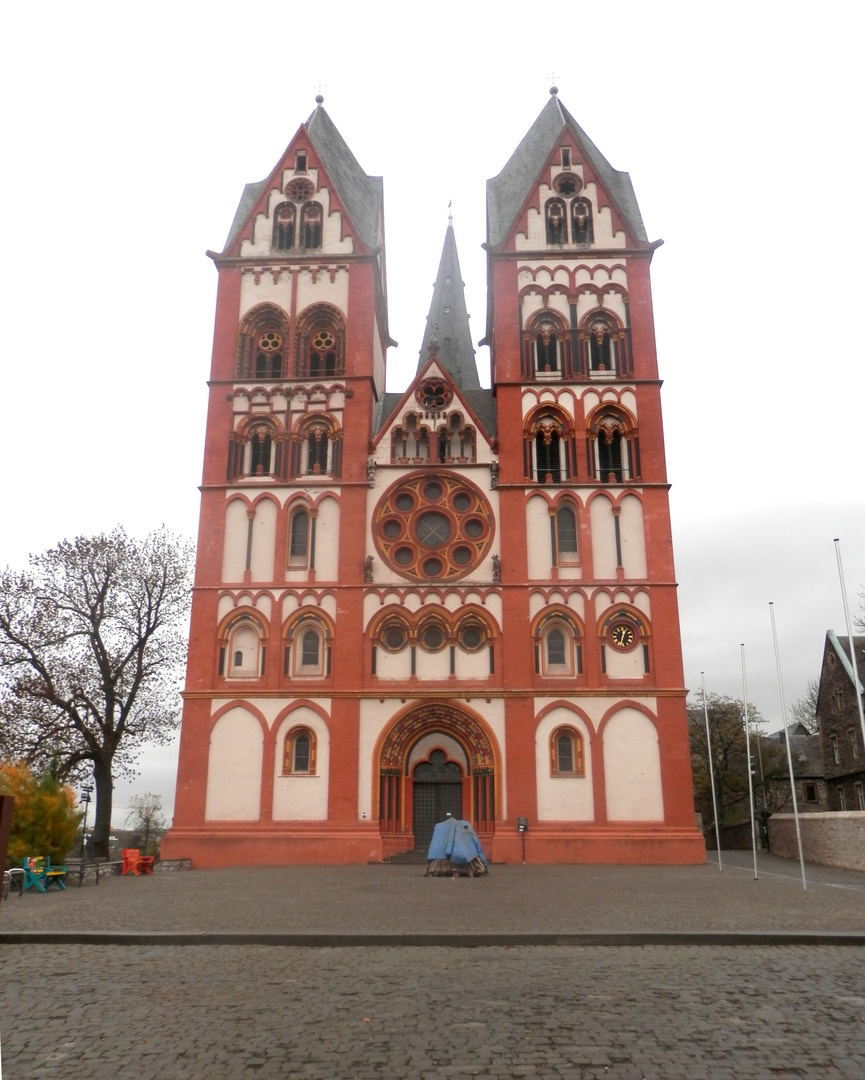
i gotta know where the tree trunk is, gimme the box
[92,755,114,859]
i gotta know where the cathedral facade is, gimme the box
[161,91,703,867]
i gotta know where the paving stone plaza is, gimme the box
[2,854,865,1079]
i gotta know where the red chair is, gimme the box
[122,849,155,875]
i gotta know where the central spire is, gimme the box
[417,222,479,391]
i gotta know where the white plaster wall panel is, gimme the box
[376,648,412,680]
[521,390,542,419]
[584,184,624,247]
[603,292,627,322]
[373,315,385,395]
[612,267,628,287]
[553,268,570,286]
[253,594,273,621]
[415,649,451,680]
[533,268,553,288]
[205,708,263,820]
[320,594,337,619]
[238,273,292,320]
[604,643,644,679]
[521,292,545,320]
[222,499,250,583]
[408,734,468,772]
[357,698,507,822]
[218,594,236,622]
[619,495,647,579]
[566,594,586,620]
[590,497,618,579]
[272,708,330,821]
[526,496,552,579]
[581,390,601,416]
[633,591,651,618]
[454,648,493,680]
[603,709,664,820]
[536,696,657,736]
[281,594,300,622]
[529,592,548,618]
[314,496,340,581]
[621,390,637,415]
[250,498,277,582]
[295,271,349,317]
[535,707,594,821]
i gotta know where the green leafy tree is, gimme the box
[0,761,82,864]
[0,527,194,858]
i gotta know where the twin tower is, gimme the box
[161,91,703,867]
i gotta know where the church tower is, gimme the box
[162,92,702,867]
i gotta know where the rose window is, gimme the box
[286,178,315,202]
[374,473,494,581]
[415,379,452,410]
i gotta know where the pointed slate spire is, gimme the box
[418,221,480,391]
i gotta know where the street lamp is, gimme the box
[79,783,94,859]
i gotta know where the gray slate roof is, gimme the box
[417,225,480,391]
[223,102,383,253]
[486,91,647,248]
[828,632,865,694]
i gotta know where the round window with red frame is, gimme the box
[415,378,452,410]
[374,473,494,581]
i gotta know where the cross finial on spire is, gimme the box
[547,74,559,96]
[313,81,326,105]
[448,199,453,226]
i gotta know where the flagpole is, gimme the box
[740,644,758,880]
[769,602,807,890]
[833,539,865,763]
[701,672,723,871]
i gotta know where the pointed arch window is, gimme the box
[272,202,295,250]
[295,307,345,379]
[235,304,290,380]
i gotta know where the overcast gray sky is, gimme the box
[1,2,862,823]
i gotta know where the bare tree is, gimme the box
[788,678,820,734]
[125,792,167,856]
[0,527,193,857]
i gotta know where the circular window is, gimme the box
[459,624,484,651]
[554,173,583,196]
[382,624,407,651]
[415,379,452,409]
[286,177,315,202]
[373,473,494,581]
[258,331,282,351]
[416,512,452,547]
[420,624,446,651]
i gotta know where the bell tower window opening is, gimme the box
[535,430,562,484]
[306,428,329,475]
[295,307,345,378]
[295,151,308,173]
[248,429,273,477]
[301,202,323,249]
[308,328,337,378]
[571,198,593,244]
[272,203,295,251]
[545,198,567,244]
[254,330,283,379]
[235,304,290,381]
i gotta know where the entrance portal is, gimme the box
[411,750,463,851]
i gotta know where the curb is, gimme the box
[3,930,865,947]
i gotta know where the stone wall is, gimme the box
[768,811,865,871]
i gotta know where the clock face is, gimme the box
[610,624,636,650]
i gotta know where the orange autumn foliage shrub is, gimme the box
[0,761,82,864]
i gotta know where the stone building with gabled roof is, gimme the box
[815,631,865,811]
[161,90,702,867]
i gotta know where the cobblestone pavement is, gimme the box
[3,943,865,1079]
[3,853,865,937]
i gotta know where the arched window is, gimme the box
[436,412,475,463]
[525,408,574,485]
[288,507,310,567]
[555,504,579,564]
[571,198,593,245]
[588,407,638,484]
[282,727,317,775]
[272,202,295,250]
[285,616,329,678]
[301,202,323,249]
[534,610,582,677]
[582,313,625,376]
[306,427,329,474]
[235,304,290,380]
[550,726,585,776]
[391,414,430,463]
[545,198,567,244]
[295,306,345,379]
[220,614,265,679]
[248,423,274,477]
[531,316,564,377]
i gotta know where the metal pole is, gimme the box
[834,540,865,771]
[769,602,807,890]
[741,644,758,879]
[701,672,723,871]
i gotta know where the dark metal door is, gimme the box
[412,782,463,851]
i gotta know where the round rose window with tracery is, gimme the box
[374,473,494,581]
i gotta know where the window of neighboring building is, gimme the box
[849,728,858,759]
[831,734,841,764]
[804,783,818,803]
[837,785,847,811]
[855,782,865,811]
[550,726,585,777]
[282,727,316,775]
